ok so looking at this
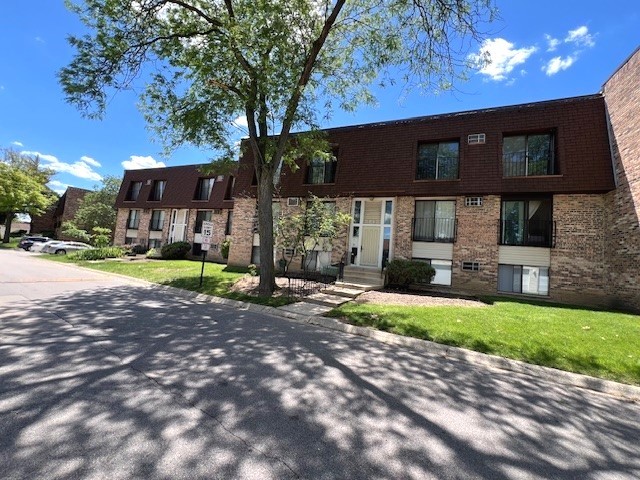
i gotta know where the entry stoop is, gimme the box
[335,266,385,291]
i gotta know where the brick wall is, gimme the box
[227,197,256,266]
[393,196,413,260]
[55,188,91,240]
[603,48,640,312]
[550,194,609,307]
[114,209,129,245]
[452,195,500,295]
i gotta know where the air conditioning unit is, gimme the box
[467,133,486,145]
[287,197,299,207]
[145,179,152,186]
[217,175,224,181]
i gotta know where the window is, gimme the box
[225,211,233,235]
[413,200,456,242]
[194,177,214,201]
[125,236,137,245]
[149,238,162,249]
[126,181,142,201]
[149,210,165,231]
[500,198,553,247]
[412,258,452,286]
[127,209,140,229]
[416,141,459,180]
[498,265,549,295]
[149,180,166,201]
[224,176,235,200]
[194,210,212,233]
[251,246,260,264]
[503,133,554,176]
[306,150,337,184]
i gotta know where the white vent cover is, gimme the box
[217,175,224,181]
[465,197,483,207]
[461,261,480,271]
[287,197,300,207]
[467,133,486,145]
[145,179,152,185]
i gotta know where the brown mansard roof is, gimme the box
[115,164,235,210]
[235,94,615,198]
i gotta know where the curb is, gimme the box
[45,260,640,403]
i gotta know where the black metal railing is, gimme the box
[281,268,337,299]
[412,217,457,243]
[498,219,555,247]
[503,152,553,177]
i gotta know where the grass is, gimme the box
[328,296,640,385]
[0,239,20,249]
[43,255,293,308]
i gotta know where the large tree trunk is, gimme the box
[2,213,15,243]
[257,171,276,296]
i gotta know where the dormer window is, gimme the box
[194,177,214,201]
[503,133,555,176]
[306,149,338,184]
[416,141,459,180]
[149,180,166,201]
[125,181,142,201]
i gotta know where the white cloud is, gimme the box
[121,155,166,170]
[545,34,560,52]
[544,56,576,76]
[35,36,45,44]
[21,150,103,181]
[80,155,101,167]
[565,26,595,48]
[469,38,537,82]
[232,115,249,129]
[11,141,23,147]
[48,180,71,195]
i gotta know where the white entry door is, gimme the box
[169,209,189,243]
[350,199,393,268]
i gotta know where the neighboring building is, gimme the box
[114,164,234,262]
[30,187,91,239]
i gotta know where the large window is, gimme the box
[412,258,452,286]
[194,177,214,201]
[503,133,554,176]
[194,210,212,233]
[500,198,553,247]
[125,181,142,201]
[225,211,233,235]
[416,141,459,180]
[127,209,140,229]
[413,200,456,242]
[149,210,165,231]
[306,151,337,184]
[498,265,549,296]
[149,180,166,201]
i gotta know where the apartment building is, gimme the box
[114,164,234,262]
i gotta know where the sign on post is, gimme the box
[199,220,214,286]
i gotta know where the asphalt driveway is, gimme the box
[1,250,639,479]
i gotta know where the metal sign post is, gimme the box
[199,221,214,287]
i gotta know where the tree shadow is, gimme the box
[1,285,639,479]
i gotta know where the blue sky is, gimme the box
[1,1,639,194]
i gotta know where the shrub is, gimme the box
[386,259,435,287]
[146,248,161,258]
[160,241,191,260]
[69,246,126,261]
[220,239,231,259]
[131,243,149,255]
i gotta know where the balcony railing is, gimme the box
[499,219,555,247]
[503,152,553,177]
[412,217,457,243]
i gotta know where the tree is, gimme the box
[73,175,121,232]
[60,0,494,295]
[0,149,56,243]
[275,195,350,275]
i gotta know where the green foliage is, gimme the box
[60,0,494,293]
[161,241,191,260]
[61,221,91,242]
[69,246,126,261]
[247,264,259,277]
[386,260,436,287]
[146,248,161,258]
[91,226,112,247]
[73,176,121,232]
[220,239,231,259]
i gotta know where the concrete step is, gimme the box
[334,281,383,291]
[322,286,364,298]
[305,292,350,307]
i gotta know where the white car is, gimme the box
[50,241,94,255]
[32,240,64,253]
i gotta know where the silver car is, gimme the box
[34,240,64,253]
[51,241,94,255]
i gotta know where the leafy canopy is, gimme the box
[73,175,121,232]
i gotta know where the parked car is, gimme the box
[18,236,50,251]
[34,240,64,253]
[51,241,94,255]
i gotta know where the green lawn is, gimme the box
[328,297,640,385]
[43,256,293,307]
[0,239,19,249]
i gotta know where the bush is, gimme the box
[146,248,161,258]
[220,239,231,259]
[69,246,126,261]
[386,259,435,287]
[160,241,191,260]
